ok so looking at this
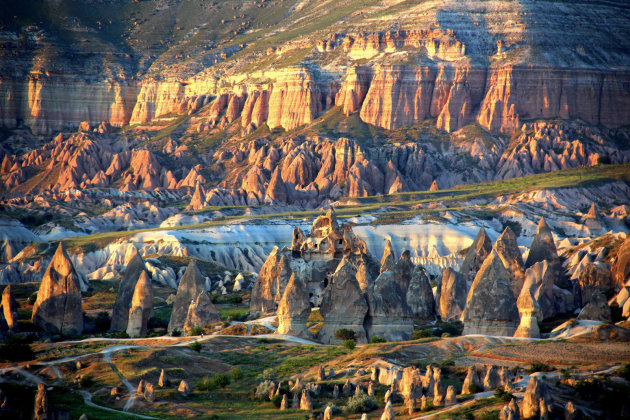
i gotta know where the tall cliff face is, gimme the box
[267,68,322,131]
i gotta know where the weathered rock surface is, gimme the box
[525,218,559,268]
[1,285,18,332]
[438,267,467,321]
[460,228,492,280]
[612,234,630,290]
[519,261,556,321]
[33,383,48,420]
[462,250,519,336]
[32,243,83,335]
[126,271,153,337]
[493,227,525,298]
[168,260,206,333]
[365,270,414,342]
[381,400,395,420]
[577,291,611,322]
[111,249,147,332]
[578,262,614,306]
[276,274,312,337]
[522,376,553,419]
[380,240,395,273]
[184,291,221,333]
[318,259,368,344]
[462,365,483,394]
[406,265,436,319]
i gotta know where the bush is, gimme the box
[0,340,35,362]
[212,373,230,388]
[478,410,500,420]
[189,341,202,352]
[527,363,553,374]
[260,368,275,381]
[467,383,483,394]
[494,387,514,402]
[255,380,275,399]
[231,367,243,381]
[189,326,205,336]
[271,393,283,407]
[370,336,386,343]
[171,329,182,337]
[345,391,377,413]
[335,328,356,341]
[197,373,230,391]
[412,329,432,339]
[94,311,110,332]
[343,339,356,350]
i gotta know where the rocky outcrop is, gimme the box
[612,234,630,290]
[318,259,369,344]
[578,262,613,306]
[520,261,556,321]
[267,68,322,131]
[276,274,312,337]
[462,366,483,394]
[380,240,395,273]
[522,376,553,419]
[111,249,147,332]
[577,291,611,322]
[438,267,467,321]
[515,282,542,338]
[493,227,525,298]
[525,218,559,268]
[462,250,520,336]
[1,285,18,332]
[249,247,293,316]
[32,243,83,335]
[405,265,436,319]
[33,383,48,420]
[365,270,414,341]
[168,260,206,333]
[184,291,221,333]
[499,399,520,420]
[126,271,153,337]
[460,228,492,280]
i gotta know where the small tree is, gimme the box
[190,341,202,352]
[343,339,356,350]
[335,328,356,341]
[370,336,386,343]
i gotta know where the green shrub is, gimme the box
[171,329,182,337]
[527,363,553,374]
[260,368,275,381]
[79,375,95,388]
[212,373,230,388]
[370,336,386,343]
[467,383,483,394]
[231,367,243,381]
[189,341,202,352]
[255,380,275,399]
[335,328,356,341]
[343,339,356,350]
[197,373,230,391]
[478,410,499,420]
[271,393,283,407]
[494,387,514,402]
[412,329,432,339]
[345,391,377,413]
[189,326,205,336]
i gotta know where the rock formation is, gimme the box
[578,262,614,306]
[493,227,525,298]
[380,240,395,273]
[33,383,48,420]
[522,376,553,419]
[126,271,153,337]
[250,246,293,316]
[445,385,457,405]
[462,366,483,394]
[183,291,221,334]
[111,249,147,331]
[460,228,492,280]
[499,399,520,420]
[158,369,168,387]
[612,234,630,290]
[483,366,501,390]
[168,260,206,333]
[462,250,520,336]
[520,261,557,320]
[525,218,558,268]
[577,291,611,322]
[299,389,312,410]
[318,259,369,344]
[276,274,312,337]
[1,285,18,332]
[438,267,467,321]
[405,265,436,319]
[381,400,395,420]
[178,380,190,395]
[32,243,84,335]
[365,270,413,341]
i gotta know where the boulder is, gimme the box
[32,243,83,335]
[318,259,368,344]
[184,291,220,333]
[276,274,312,337]
[433,380,446,406]
[438,268,467,321]
[168,260,206,333]
[462,251,520,336]
[612,234,630,290]
[525,217,559,268]
[365,270,413,341]
[522,376,553,419]
[406,265,435,319]
[577,291,611,322]
[400,366,423,400]
[1,285,18,332]
[460,228,492,280]
[126,271,153,338]
[493,227,525,298]
[144,382,155,402]
[111,249,147,331]
[380,240,396,273]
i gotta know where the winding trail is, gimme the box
[78,390,158,419]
